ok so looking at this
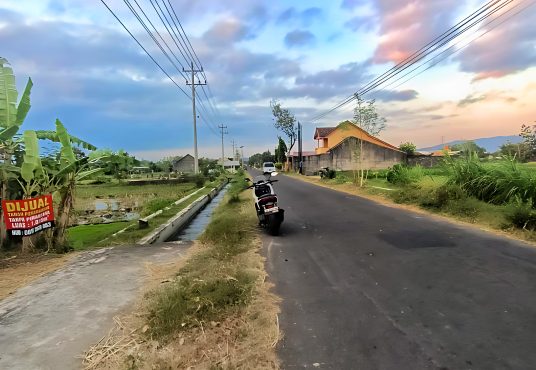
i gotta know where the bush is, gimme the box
[191,174,206,188]
[434,184,466,208]
[320,168,336,179]
[445,156,536,206]
[368,169,389,179]
[506,198,536,230]
[387,164,424,185]
[444,197,481,220]
[275,162,283,170]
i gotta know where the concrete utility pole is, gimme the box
[184,61,206,174]
[231,139,236,171]
[240,145,244,168]
[298,121,303,174]
[218,124,227,171]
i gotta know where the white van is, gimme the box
[262,162,276,173]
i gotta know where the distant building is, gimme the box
[172,154,195,173]
[291,120,405,173]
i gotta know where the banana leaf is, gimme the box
[21,130,43,183]
[76,168,103,181]
[15,77,32,126]
[55,119,76,169]
[0,61,18,128]
[0,126,19,141]
[35,127,97,151]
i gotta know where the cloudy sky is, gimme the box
[1,0,535,159]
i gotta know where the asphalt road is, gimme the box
[254,170,536,370]
[0,242,191,370]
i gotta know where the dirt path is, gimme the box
[0,242,192,370]
[0,253,76,300]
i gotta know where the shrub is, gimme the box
[275,162,283,170]
[506,198,536,230]
[387,164,424,185]
[434,183,466,208]
[444,197,481,220]
[445,156,536,206]
[368,169,389,179]
[191,174,206,188]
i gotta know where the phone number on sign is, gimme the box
[10,222,54,236]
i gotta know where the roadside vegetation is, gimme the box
[311,154,536,242]
[86,171,280,369]
[67,178,228,250]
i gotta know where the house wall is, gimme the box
[295,137,405,173]
[173,155,195,173]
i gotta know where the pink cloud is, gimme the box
[372,0,462,64]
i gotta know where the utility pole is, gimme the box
[231,139,236,171]
[184,61,206,174]
[298,121,303,174]
[218,124,227,172]
[240,145,244,168]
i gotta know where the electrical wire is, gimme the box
[309,0,516,122]
[99,0,190,99]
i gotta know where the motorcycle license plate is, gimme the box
[264,206,279,214]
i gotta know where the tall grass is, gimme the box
[445,156,536,206]
[387,164,425,185]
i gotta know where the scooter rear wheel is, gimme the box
[267,214,280,236]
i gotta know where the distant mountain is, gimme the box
[418,135,522,153]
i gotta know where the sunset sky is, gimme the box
[1,0,535,159]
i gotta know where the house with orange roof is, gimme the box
[290,120,405,173]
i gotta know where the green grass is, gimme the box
[146,172,257,339]
[67,222,132,251]
[67,181,225,249]
[74,182,197,213]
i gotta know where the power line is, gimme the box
[165,0,206,78]
[127,0,188,77]
[99,0,190,99]
[369,0,534,100]
[148,0,195,67]
[309,0,516,122]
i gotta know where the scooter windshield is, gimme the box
[254,174,271,183]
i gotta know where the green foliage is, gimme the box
[499,141,531,162]
[450,141,486,158]
[319,168,336,179]
[88,149,138,178]
[399,142,417,155]
[352,94,386,136]
[67,222,130,250]
[271,99,297,153]
[506,198,536,230]
[248,151,274,167]
[275,162,283,170]
[192,174,206,188]
[520,122,536,160]
[445,156,536,206]
[274,136,287,163]
[386,164,424,185]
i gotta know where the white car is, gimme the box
[262,162,276,173]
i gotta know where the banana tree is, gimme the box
[52,119,102,251]
[18,130,49,252]
[0,57,33,247]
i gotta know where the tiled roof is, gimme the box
[314,127,336,139]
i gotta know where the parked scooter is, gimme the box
[246,172,284,235]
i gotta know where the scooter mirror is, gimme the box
[271,172,279,177]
